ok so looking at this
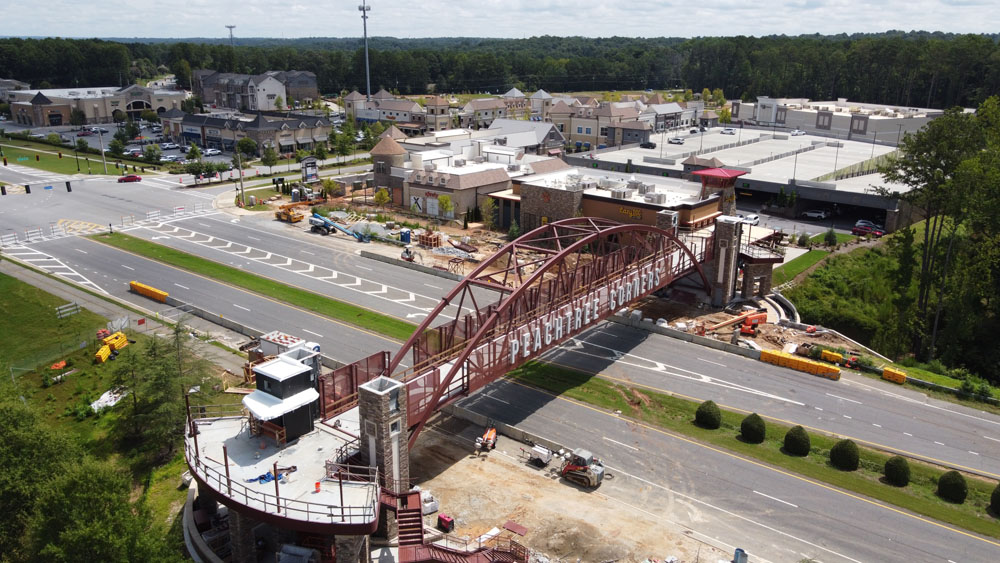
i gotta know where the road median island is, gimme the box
[89,232,416,342]
[508,361,1000,542]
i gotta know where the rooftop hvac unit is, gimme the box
[424,164,435,172]
[580,180,597,190]
[644,192,667,204]
[658,209,679,229]
[474,156,485,163]
[567,173,582,184]
[610,188,631,200]
[627,178,642,190]
[507,164,519,172]
[454,158,465,167]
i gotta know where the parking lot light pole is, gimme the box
[97,130,108,174]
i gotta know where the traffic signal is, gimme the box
[65,181,72,193]
[1,185,6,196]
[25,184,30,194]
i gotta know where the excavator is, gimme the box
[560,448,605,488]
[475,420,498,455]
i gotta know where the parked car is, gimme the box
[801,209,830,220]
[178,145,190,153]
[160,142,178,150]
[739,214,760,226]
[721,128,736,135]
[790,129,806,136]
[668,137,685,145]
[117,174,142,183]
[639,141,657,149]
[689,128,699,134]
[854,219,883,229]
[90,127,109,133]
[851,224,885,237]
[203,148,222,156]
[76,130,94,137]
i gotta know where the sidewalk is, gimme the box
[0,258,248,373]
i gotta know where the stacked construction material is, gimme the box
[94,331,130,363]
[129,280,168,302]
[760,349,840,381]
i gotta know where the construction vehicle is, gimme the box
[309,213,370,242]
[698,308,768,337]
[275,203,304,223]
[559,448,605,488]
[475,420,498,454]
[400,245,423,264]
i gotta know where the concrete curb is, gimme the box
[360,250,464,282]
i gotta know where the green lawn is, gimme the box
[1,144,93,175]
[91,232,416,341]
[772,249,830,285]
[509,361,1000,540]
[0,272,108,369]
[809,232,857,245]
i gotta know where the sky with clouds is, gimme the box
[7,0,998,39]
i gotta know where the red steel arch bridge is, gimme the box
[318,217,714,448]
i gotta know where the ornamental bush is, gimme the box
[740,413,766,444]
[829,439,859,471]
[884,456,911,487]
[783,425,811,456]
[937,470,968,504]
[695,400,721,430]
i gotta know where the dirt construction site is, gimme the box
[405,416,729,563]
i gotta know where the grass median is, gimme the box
[772,249,829,286]
[508,361,1000,541]
[90,232,416,341]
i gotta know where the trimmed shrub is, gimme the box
[991,482,1000,514]
[695,400,721,430]
[740,413,766,444]
[829,439,859,471]
[884,456,911,487]
[783,425,811,456]
[937,470,968,504]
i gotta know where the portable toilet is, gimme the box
[291,188,300,202]
[248,195,256,206]
[400,228,411,244]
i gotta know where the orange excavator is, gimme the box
[698,308,768,337]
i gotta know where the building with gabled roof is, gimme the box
[8,84,186,126]
[459,98,508,129]
[160,110,332,155]
[193,69,317,111]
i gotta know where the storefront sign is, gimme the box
[619,206,642,219]
[507,263,663,363]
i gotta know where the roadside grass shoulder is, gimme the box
[772,249,830,286]
[809,232,856,245]
[508,361,1000,540]
[90,232,416,341]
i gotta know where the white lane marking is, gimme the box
[934,441,945,446]
[969,451,979,456]
[74,248,87,254]
[424,283,442,289]
[121,265,135,271]
[843,415,852,419]
[174,283,189,290]
[485,395,510,405]
[247,236,260,241]
[300,250,315,255]
[846,378,1000,427]
[604,466,860,562]
[302,329,323,338]
[904,432,913,437]
[698,358,726,367]
[233,304,250,311]
[984,436,1000,443]
[814,407,824,411]
[753,490,799,508]
[825,393,862,405]
[603,437,639,451]
[872,423,882,428]
[357,265,372,271]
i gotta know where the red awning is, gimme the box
[691,167,747,179]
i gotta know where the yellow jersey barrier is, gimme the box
[882,367,907,385]
[760,349,841,381]
[129,281,168,303]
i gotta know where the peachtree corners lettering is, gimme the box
[508,264,663,363]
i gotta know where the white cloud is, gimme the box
[4,0,997,39]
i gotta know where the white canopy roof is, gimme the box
[242,388,319,421]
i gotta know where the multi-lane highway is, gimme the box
[2,170,998,561]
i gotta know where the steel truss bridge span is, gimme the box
[319,218,713,448]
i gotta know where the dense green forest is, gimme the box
[1,32,998,108]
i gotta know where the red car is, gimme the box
[76,130,94,136]
[851,224,885,237]
[118,174,142,183]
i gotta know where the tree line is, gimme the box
[1,32,998,108]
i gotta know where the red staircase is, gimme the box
[397,492,424,547]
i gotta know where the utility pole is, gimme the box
[226,25,236,49]
[97,128,108,174]
[236,149,246,206]
[359,1,372,101]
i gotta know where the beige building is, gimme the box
[161,109,333,155]
[8,84,186,126]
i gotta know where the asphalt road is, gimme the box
[457,379,1000,563]
[540,321,1000,479]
